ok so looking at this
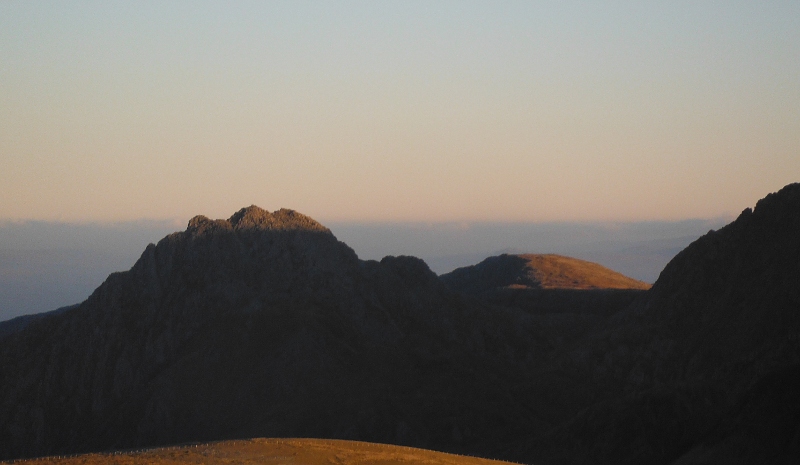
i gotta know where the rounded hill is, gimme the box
[440,254,650,295]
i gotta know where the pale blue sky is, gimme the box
[1,1,799,222]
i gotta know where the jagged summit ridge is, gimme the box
[123,205,358,312]
[750,181,800,219]
[648,182,800,306]
[186,206,331,236]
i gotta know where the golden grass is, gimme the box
[4,438,519,465]
[516,254,651,290]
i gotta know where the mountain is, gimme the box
[0,206,546,461]
[440,253,650,294]
[517,183,800,464]
[1,183,799,464]
[440,254,650,353]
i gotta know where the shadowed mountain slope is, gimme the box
[0,206,544,461]
[439,254,650,344]
[0,304,76,341]
[518,183,800,465]
[440,254,650,295]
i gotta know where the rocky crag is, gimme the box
[517,183,800,464]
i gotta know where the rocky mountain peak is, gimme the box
[649,182,800,302]
[611,182,800,393]
[186,215,231,235]
[228,206,331,233]
[751,181,800,218]
[185,206,331,237]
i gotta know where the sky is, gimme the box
[1,1,798,223]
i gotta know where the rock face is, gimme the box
[1,184,799,465]
[625,182,800,464]
[519,183,800,464]
[632,183,800,390]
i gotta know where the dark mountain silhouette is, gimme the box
[0,206,548,460]
[516,183,800,464]
[0,304,76,341]
[1,183,799,465]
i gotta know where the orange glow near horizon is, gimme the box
[1,2,798,223]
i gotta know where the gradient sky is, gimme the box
[2,1,798,223]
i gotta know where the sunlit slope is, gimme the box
[440,253,650,294]
[2,438,518,465]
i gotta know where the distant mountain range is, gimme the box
[0,304,76,341]
[1,184,798,464]
[0,216,729,322]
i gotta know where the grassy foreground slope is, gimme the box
[1,438,518,465]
